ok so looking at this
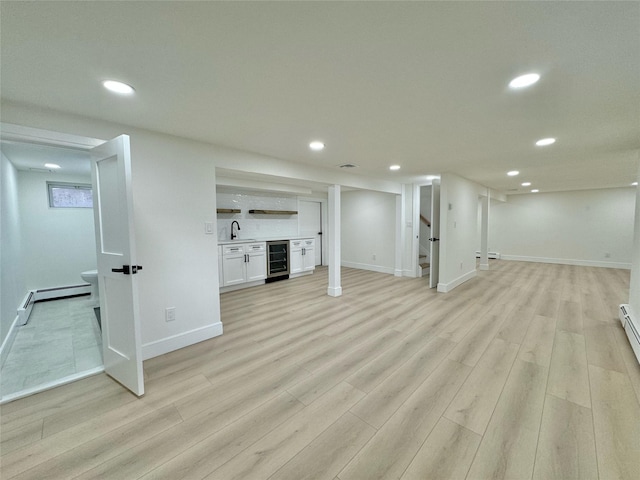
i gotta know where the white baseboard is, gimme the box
[500,255,631,269]
[0,315,20,369]
[479,263,490,271]
[220,280,265,293]
[290,271,313,279]
[475,251,501,259]
[327,286,342,297]
[403,268,418,278]
[394,269,403,277]
[142,322,223,360]
[437,270,477,293]
[341,261,395,275]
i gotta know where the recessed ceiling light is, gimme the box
[507,170,519,176]
[632,182,638,186]
[389,165,401,171]
[521,182,531,187]
[509,73,540,89]
[309,141,325,151]
[44,163,61,169]
[536,137,556,146]
[425,175,438,180]
[103,80,135,95]
[531,189,539,193]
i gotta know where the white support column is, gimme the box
[479,192,490,271]
[327,184,342,297]
[394,193,404,277]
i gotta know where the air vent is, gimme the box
[338,163,358,169]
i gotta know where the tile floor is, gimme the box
[0,295,103,399]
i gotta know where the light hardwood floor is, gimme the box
[2,261,640,479]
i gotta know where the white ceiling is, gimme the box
[1,141,91,176]
[1,1,638,194]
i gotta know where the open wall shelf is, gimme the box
[217,208,241,214]
[248,209,298,215]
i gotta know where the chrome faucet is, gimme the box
[231,221,241,240]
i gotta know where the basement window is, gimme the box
[47,182,93,208]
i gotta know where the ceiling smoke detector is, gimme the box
[338,163,359,169]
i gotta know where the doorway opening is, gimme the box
[418,185,432,277]
[0,141,103,402]
[298,199,325,266]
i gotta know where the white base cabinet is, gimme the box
[221,242,266,287]
[290,238,315,275]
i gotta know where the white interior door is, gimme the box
[91,135,144,396]
[299,200,322,266]
[429,179,441,289]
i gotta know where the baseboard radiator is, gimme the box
[619,304,640,365]
[17,291,36,326]
[475,251,501,259]
[17,284,91,326]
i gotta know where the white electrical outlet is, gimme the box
[165,307,176,322]
[204,222,214,234]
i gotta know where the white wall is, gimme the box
[0,152,25,348]
[438,173,484,292]
[216,190,298,241]
[489,188,635,268]
[2,105,220,358]
[18,170,96,290]
[0,100,411,358]
[341,189,396,274]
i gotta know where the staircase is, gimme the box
[419,255,430,277]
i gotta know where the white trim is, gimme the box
[220,279,265,293]
[394,268,403,277]
[141,322,223,360]
[500,255,631,269]
[479,264,490,271]
[327,286,343,297]
[341,261,395,275]
[475,251,501,259]
[1,366,104,404]
[403,268,417,278]
[289,271,313,279]
[0,316,20,368]
[34,285,91,301]
[437,270,477,293]
[412,183,421,277]
[0,122,104,150]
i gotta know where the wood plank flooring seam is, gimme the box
[459,341,522,478]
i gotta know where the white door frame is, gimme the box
[297,197,327,266]
[1,123,144,394]
[411,180,437,277]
